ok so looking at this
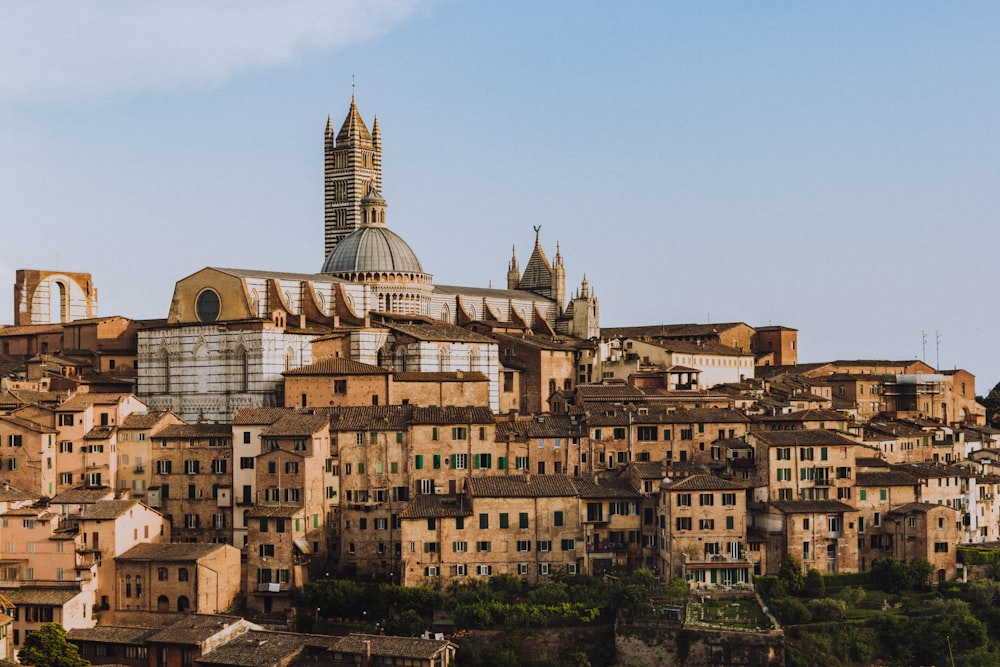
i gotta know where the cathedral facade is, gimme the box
[137,97,599,422]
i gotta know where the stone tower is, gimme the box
[324,96,382,259]
[506,246,520,290]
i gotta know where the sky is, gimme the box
[2,2,999,388]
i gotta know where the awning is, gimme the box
[293,537,312,555]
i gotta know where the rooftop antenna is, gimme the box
[922,331,927,362]
[936,331,942,371]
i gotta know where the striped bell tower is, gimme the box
[324,95,382,260]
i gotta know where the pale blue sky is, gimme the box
[2,2,999,388]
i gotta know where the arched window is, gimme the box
[285,347,296,372]
[135,575,143,597]
[250,289,260,317]
[125,575,132,598]
[438,348,450,372]
[50,280,69,323]
[236,347,249,392]
[160,349,171,394]
[468,348,480,371]
[177,596,190,612]
[395,348,407,373]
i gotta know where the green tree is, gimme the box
[18,623,88,667]
[778,554,805,594]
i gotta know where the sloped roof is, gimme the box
[665,474,746,491]
[571,476,643,499]
[400,494,473,519]
[118,542,225,562]
[467,474,578,498]
[79,499,142,521]
[283,358,390,376]
[261,412,331,437]
[232,407,294,426]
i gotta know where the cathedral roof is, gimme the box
[320,225,425,275]
[518,229,553,292]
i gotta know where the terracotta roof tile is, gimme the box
[665,474,746,491]
[283,358,390,376]
[400,494,472,519]
[467,474,578,498]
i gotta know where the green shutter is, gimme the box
[498,456,506,470]
[433,454,441,469]
[415,455,423,470]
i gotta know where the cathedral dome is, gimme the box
[320,225,424,275]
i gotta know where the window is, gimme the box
[676,517,692,530]
[637,426,657,441]
[454,453,468,469]
[453,541,468,553]
[554,511,564,527]
[561,538,576,551]
[519,512,529,529]
[538,563,551,575]
[676,493,692,507]
[476,541,492,552]
[334,380,347,394]
[516,540,531,552]
[479,513,489,529]
[477,565,492,576]
[934,542,949,553]
[452,427,468,440]
[178,568,189,582]
[699,519,715,530]
[157,460,172,474]
[455,564,467,576]
[184,460,200,475]
[212,459,227,474]
[7,435,21,447]
[285,461,299,474]
[158,567,168,581]
[721,493,736,506]
[699,493,714,506]
[240,457,254,469]
[536,540,552,552]
[499,513,509,529]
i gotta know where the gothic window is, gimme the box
[468,348,480,371]
[237,347,249,392]
[438,348,450,372]
[160,349,171,394]
[285,347,296,372]
[395,348,407,372]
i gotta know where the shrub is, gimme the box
[804,569,825,598]
[807,598,846,622]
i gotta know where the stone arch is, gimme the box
[157,595,170,612]
[177,595,190,612]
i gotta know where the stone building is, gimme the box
[114,542,241,614]
[659,474,753,586]
[146,424,234,543]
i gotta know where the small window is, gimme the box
[195,289,221,323]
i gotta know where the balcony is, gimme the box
[134,466,145,473]
[588,540,627,553]
[256,582,288,594]
[813,478,834,487]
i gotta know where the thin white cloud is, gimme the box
[0,1,436,103]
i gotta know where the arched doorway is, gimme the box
[157,595,169,612]
[177,596,190,612]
